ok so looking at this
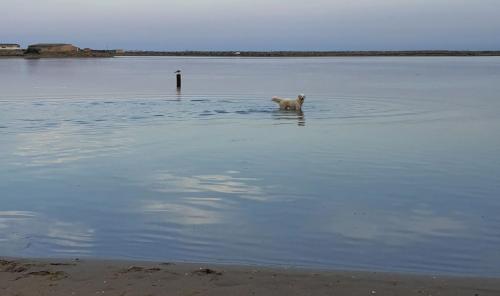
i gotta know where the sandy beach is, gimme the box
[1,258,499,296]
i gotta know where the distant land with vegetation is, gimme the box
[0,43,118,58]
[1,43,500,58]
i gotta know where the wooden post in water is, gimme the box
[175,70,182,89]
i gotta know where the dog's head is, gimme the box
[297,94,305,105]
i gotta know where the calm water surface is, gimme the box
[1,57,500,276]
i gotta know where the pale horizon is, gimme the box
[2,0,500,51]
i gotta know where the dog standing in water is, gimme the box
[272,94,305,111]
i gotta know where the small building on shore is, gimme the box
[26,43,79,54]
[0,44,21,50]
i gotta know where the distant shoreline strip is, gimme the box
[117,50,500,57]
[2,50,500,58]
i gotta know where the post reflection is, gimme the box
[175,87,182,100]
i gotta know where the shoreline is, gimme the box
[1,258,499,295]
[117,50,500,57]
[2,50,500,59]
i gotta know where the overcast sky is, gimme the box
[1,0,499,50]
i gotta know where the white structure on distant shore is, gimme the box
[0,44,20,50]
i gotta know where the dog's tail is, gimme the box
[272,96,282,103]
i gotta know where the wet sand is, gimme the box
[1,258,499,296]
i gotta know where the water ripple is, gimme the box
[0,94,441,135]
[0,211,94,256]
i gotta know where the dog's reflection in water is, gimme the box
[272,110,306,126]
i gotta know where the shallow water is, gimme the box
[1,57,500,276]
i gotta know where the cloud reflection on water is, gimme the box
[142,199,225,225]
[0,211,95,255]
[12,124,132,167]
[151,171,265,200]
[141,171,268,225]
[324,204,466,245]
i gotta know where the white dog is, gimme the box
[272,94,305,111]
